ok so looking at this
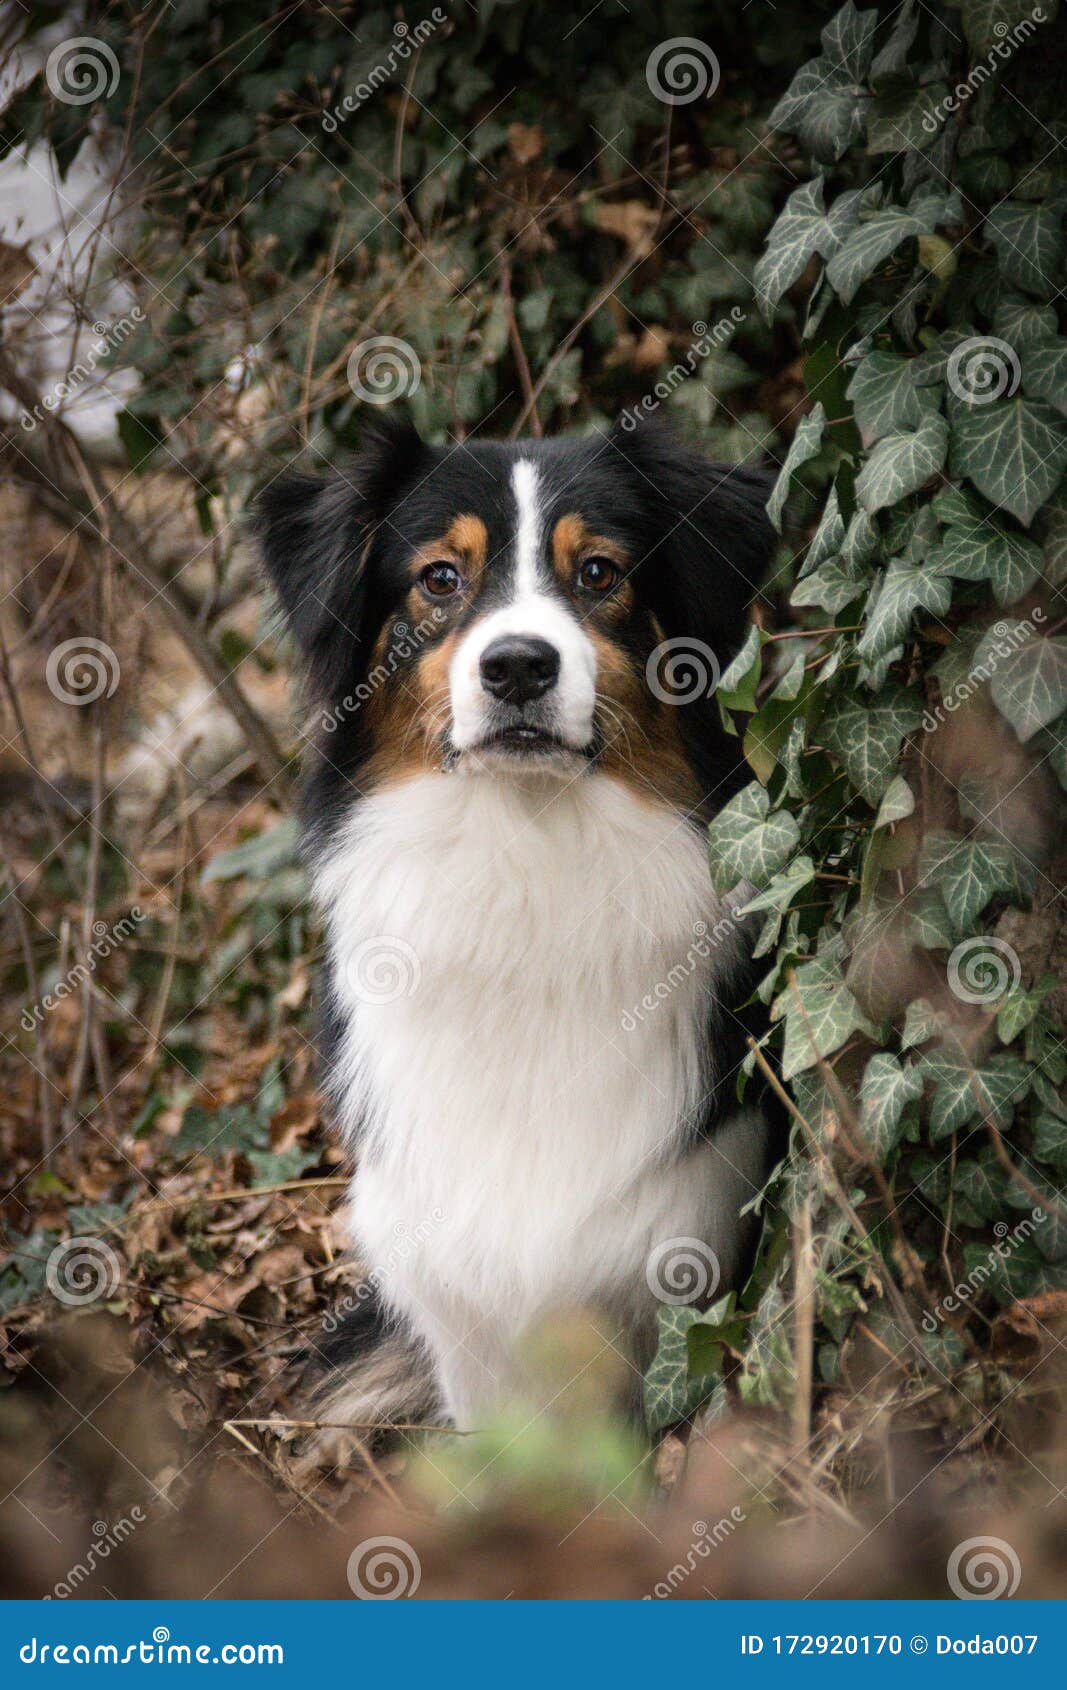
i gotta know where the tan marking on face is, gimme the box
[410,514,489,602]
[589,628,699,809]
[361,627,462,791]
[551,513,633,616]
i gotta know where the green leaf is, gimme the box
[707,783,801,895]
[738,855,816,917]
[854,413,948,514]
[962,0,1059,54]
[867,82,949,153]
[874,775,915,829]
[953,1151,1007,1224]
[716,622,765,711]
[771,939,879,1081]
[1021,337,1067,416]
[768,403,826,530]
[846,351,940,442]
[859,1052,923,1158]
[918,831,1029,928]
[935,522,1044,605]
[1033,1108,1067,1168]
[989,635,1067,741]
[203,818,301,884]
[857,555,952,658]
[791,557,866,613]
[768,7,878,164]
[923,1052,1029,1139]
[754,178,861,319]
[986,200,1065,297]
[826,191,958,304]
[644,1306,723,1433]
[820,685,923,802]
[950,397,1067,526]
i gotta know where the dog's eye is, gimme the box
[419,561,463,598]
[577,556,619,593]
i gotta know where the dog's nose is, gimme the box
[479,635,560,704]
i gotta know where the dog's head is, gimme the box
[256,416,774,810]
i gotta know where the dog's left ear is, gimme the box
[607,417,775,660]
[254,413,425,700]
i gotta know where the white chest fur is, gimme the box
[313,769,761,1423]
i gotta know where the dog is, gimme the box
[256,414,781,1440]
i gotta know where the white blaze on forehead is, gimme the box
[511,458,543,597]
[446,453,598,753]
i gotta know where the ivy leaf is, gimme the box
[768,6,878,164]
[791,557,867,613]
[772,942,878,1081]
[826,191,958,303]
[874,775,915,829]
[935,522,1044,605]
[754,178,862,319]
[950,397,1067,526]
[962,0,1059,54]
[644,1306,723,1433]
[986,200,1065,297]
[953,1151,1007,1224]
[924,1052,1028,1139]
[867,82,949,153]
[1021,337,1067,416]
[989,634,1067,741]
[917,831,1030,928]
[859,1052,923,1158]
[738,855,816,916]
[846,350,941,441]
[854,413,948,514]
[768,403,826,530]
[1033,1108,1067,1168]
[707,783,800,895]
[820,685,923,802]
[857,555,953,658]
[716,622,765,711]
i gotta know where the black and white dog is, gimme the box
[257,416,780,1437]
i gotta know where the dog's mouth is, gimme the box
[447,723,595,770]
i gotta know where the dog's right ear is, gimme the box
[254,414,425,699]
